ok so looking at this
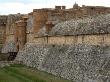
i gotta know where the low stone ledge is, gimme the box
[0,61,14,68]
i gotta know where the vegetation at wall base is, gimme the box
[0,64,72,82]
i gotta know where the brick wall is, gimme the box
[33,9,48,35]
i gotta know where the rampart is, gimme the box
[1,3,110,82]
[29,34,110,45]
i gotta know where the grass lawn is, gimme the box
[0,64,72,82]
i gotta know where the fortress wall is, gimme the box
[14,8,110,82]
[17,20,27,50]
[0,25,6,44]
[83,34,110,45]
[26,33,34,43]
[2,34,17,53]
[103,34,110,44]
[65,36,77,44]
[15,43,110,82]
[48,36,65,44]
[32,34,110,45]
[5,33,110,52]
[9,23,16,35]
[83,35,104,45]
[33,37,47,44]
[6,35,14,42]
[33,9,48,34]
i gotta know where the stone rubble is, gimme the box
[0,61,14,68]
[15,43,110,82]
[49,14,110,36]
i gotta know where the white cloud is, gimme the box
[0,2,47,15]
[0,0,109,15]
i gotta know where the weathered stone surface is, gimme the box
[15,43,110,82]
[2,41,17,53]
[6,14,22,35]
[49,14,110,36]
[0,61,14,68]
[1,4,110,82]
[1,14,23,53]
[26,14,33,33]
[0,16,7,51]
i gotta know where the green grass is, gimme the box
[0,64,72,82]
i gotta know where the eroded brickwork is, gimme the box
[0,4,110,55]
[33,9,48,36]
[15,17,27,50]
[1,3,110,82]
[1,3,110,53]
[0,16,7,52]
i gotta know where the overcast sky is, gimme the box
[0,0,110,15]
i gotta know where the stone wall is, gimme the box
[33,9,48,35]
[6,14,21,36]
[15,18,27,50]
[2,14,25,53]
[0,16,7,51]
[2,8,110,53]
[15,43,110,82]
[1,5,110,82]
[26,34,34,42]
[48,14,110,36]
[26,13,34,43]
[6,35,14,42]
[0,61,14,68]
[31,34,110,45]
[0,25,6,51]
[2,41,17,53]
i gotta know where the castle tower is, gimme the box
[33,9,48,37]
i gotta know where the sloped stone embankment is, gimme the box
[15,43,110,82]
